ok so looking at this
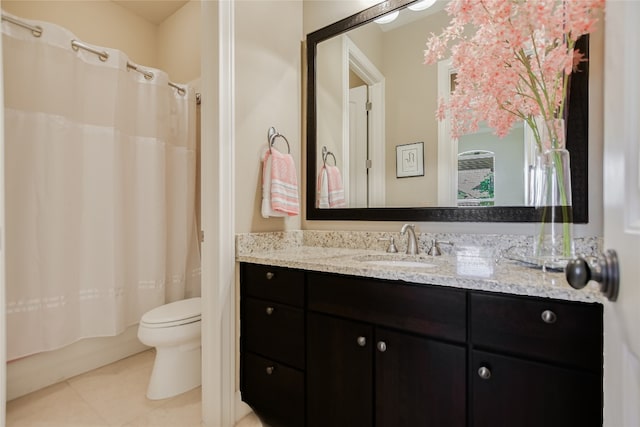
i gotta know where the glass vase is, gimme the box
[533,120,575,267]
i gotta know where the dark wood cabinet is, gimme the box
[307,313,373,427]
[471,350,602,427]
[470,292,603,427]
[306,274,467,427]
[307,312,466,427]
[239,262,603,427]
[374,327,466,427]
[240,264,305,427]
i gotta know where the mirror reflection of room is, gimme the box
[315,1,538,209]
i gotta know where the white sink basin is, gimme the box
[353,254,439,269]
[363,259,436,269]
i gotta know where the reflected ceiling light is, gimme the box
[408,0,437,11]
[374,10,399,24]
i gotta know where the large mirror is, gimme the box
[306,0,589,222]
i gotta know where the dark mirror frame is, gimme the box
[306,0,589,223]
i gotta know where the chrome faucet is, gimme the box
[427,239,454,256]
[400,224,419,255]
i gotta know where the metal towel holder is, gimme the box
[268,127,290,154]
[322,146,337,166]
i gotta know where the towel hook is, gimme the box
[268,127,290,154]
[322,146,337,166]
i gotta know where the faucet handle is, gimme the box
[428,239,453,256]
[378,237,398,253]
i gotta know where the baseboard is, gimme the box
[7,325,149,401]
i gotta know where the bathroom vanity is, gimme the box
[238,243,603,427]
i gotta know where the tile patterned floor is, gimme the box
[6,349,265,426]
[6,350,205,427]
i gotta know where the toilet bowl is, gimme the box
[137,297,202,400]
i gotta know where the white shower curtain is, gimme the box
[2,12,201,360]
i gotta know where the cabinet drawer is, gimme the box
[243,297,304,369]
[241,263,304,307]
[470,292,602,371]
[308,273,466,343]
[471,350,601,427]
[241,352,304,427]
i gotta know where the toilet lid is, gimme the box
[140,297,201,327]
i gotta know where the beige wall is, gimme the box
[382,9,449,207]
[302,1,604,237]
[2,0,201,83]
[234,0,303,233]
[2,1,158,67]
[157,0,201,83]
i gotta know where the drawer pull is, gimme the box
[265,272,275,280]
[356,336,367,347]
[265,366,275,375]
[541,310,557,324]
[478,366,492,380]
[265,306,274,315]
[377,341,387,352]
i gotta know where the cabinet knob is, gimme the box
[265,272,275,280]
[478,366,492,380]
[356,336,367,347]
[265,366,275,375]
[376,341,387,352]
[265,306,274,315]
[541,310,557,324]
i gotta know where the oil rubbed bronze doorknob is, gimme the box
[565,250,619,301]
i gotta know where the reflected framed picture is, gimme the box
[396,142,424,178]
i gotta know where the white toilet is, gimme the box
[137,297,202,400]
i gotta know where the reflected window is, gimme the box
[457,150,495,206]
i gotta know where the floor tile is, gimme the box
[66,350,164,426]
[235,412,264,427]
[122,387,203,427]
[6,381,107,426]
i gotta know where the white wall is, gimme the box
[301,0,604,238]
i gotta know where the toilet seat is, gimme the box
[140,297,201,329]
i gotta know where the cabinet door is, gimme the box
[307,312,373,427]
[375,328,466,427]
[472,350,601,427]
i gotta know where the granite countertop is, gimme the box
[236,244,603,304]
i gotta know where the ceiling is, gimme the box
[112,0,189,25]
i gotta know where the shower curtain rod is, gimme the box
[2,13,188,97]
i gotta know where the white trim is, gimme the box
[342,36,386,207]
[201,1,236,426]
[437,58,457,206]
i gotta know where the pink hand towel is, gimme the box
[316,165,345,208]
[326,165,346,208]
[262,147,299,216]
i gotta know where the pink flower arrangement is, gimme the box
[424,0,605,152]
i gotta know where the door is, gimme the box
[375,328,466,427]
[603,2,640,426]
[349,85,368,208]
[307,312,373,427]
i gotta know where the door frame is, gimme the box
[200,1,236,426]
[342,36,386,207]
